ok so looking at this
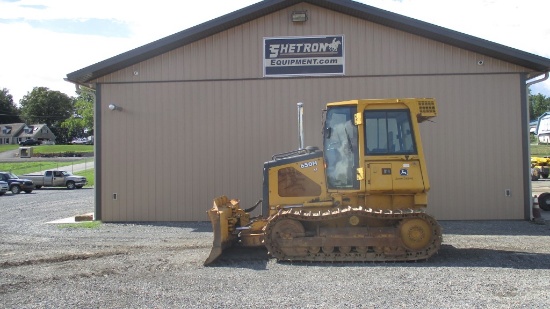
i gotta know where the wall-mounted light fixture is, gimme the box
[108,103,122,111]
[291,11,308,22]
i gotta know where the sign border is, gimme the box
[263,35,345,78]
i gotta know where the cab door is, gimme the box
[323,105,360,191]
[53,171,65,186]
[44,171,54,186]
[363,109,425,194]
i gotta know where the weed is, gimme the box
[58,221,101,229]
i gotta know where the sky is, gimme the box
[1,0,549,104]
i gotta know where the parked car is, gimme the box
[0,180,8,196]
[71,137,93,145]
[23,170,87,189]
[0,172,34,194]
[19,139,41,146]
[71,138,88,145]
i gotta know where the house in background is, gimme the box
[0,123,56,145]
[535,112,550,144]
[0,123,25,144]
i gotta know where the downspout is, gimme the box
[65,80,100,220]
[525,72,549,220]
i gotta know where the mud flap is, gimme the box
[204,196,239,266]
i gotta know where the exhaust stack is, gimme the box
[297,102,304,149]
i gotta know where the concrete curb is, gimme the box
[47,212,95,224]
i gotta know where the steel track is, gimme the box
[264,206,442,262]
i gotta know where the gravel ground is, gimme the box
[2,189,550,308]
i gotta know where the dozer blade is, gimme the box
[203,213,224,265]
[204,196,240,266]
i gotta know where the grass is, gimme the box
[0,160,92,175]
[0,144,93,155]
[0,163,94,187]
[57,221,101,229]
[0,145,19,152]
[30,145,93,154]
[531,144,550,157]
[74,169,95,187]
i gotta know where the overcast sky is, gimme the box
[1,0,549,104]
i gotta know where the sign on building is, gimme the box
[263,35,345,77]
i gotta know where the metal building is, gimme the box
[66,0,550,222]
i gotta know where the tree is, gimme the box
[0,88,21,124]
[62,91,94,139]
[19,87,74,143]
[530,92,550,121]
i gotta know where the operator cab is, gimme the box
[323,99,430,195]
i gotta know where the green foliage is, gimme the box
[0,88,21,123]
[62,91,94,138]
[531,133,537,144]
[529,93,550,121]
[19,87,74,143]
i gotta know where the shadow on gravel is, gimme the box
[434,244,550,269]
[110,221,213,233]
[428,244,550,269]
[440,220,550,236]
[205,247,269,270]
[35,187,94,191]
[269,245,550,270]
[201,244,550,270]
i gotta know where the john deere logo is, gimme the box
[400,169,408,176]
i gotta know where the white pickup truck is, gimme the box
[23,170,87,190]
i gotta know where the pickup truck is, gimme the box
[23,170,87,190]
[19,138,41,146]
[0,172,34,194]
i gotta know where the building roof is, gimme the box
[0,123,54,138]
[0,123,26,137]
[66,0,550,85]
[535,112,550,135]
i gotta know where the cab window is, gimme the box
[323,106,359,190]
[364,110,416,155]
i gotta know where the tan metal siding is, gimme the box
[99,72,524,221]
[93,4,527,84]
[94,3,528,221]
[422,74,524,220]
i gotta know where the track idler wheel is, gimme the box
[268,218,307,257]
[339,246,351,254]
[308,247,321,254]
[399,218,433,251]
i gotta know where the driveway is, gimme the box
[0,148,18,160]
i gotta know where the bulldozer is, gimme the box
[531,156,550,181]
[205,98,442,265]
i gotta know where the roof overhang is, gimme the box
[66,0,550,85]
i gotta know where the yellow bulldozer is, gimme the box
[531,156,550,181]
[205,98,442,264]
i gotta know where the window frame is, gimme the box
[363,109,417,156]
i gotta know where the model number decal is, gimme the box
[300,161,318,168]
